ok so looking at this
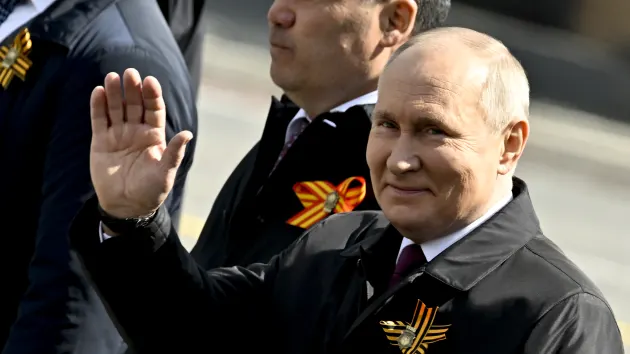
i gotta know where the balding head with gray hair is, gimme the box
[386,27,530,133]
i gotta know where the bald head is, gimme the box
[384,27,530,132]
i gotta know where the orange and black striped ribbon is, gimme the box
[287,176,367,229]
[379,299,450,353]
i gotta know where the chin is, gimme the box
[382,203,431,230]
[382,205,423,224]
[270,68,296,92]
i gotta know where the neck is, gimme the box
[285,78,378,118]
[463,179,514,232]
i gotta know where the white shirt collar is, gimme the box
[397,193,514,263]
[291,90,378,122]
[284,90,377,143]
[30,0,56,11]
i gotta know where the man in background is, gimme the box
[190,0,452,270]
[0,0,197,353]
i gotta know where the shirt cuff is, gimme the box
[99,222,114,242]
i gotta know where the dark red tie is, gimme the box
[389,244,427,288]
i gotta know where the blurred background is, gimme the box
[179,0,630,349]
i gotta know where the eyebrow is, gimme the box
[371,110,396,122]
[372,109,447,127]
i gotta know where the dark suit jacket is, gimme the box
[69,178,624,353]
[0,0,197,352]
[190,98,380,269]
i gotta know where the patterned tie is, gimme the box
[389,244,427,288]
[273,116,309,170]
[0,0,19,25]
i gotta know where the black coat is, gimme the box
[190,97,380,269]
[0,0,197,352]
[70,178,624,353]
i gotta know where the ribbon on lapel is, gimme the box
[0,28,33,89]
[287,176,367,229]
[380,299,450,353]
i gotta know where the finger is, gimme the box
[142,76,166,129]
[104,72,124,126]
[160,131,193,171]
[90,86,109,135]
[122,68,144,125]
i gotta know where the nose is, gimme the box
[267,0,296,28]
[387,136,421,175]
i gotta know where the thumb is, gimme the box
[161,130,193,171]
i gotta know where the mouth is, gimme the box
[386,184,431,196]
[269,41,290,50]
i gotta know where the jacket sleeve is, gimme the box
[523,292,625,353]
[1,49,196,354]
[70,195,285,354]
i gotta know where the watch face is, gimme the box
[98,204,157,234]
[134,212,157,227]
[136,217,151,227]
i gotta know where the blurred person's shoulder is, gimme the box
[44,0,191,87]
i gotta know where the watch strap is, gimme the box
[97,204,157,235]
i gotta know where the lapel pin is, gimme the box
[0,28,33,89]
[379,299,451,353]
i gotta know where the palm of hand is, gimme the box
[90,69,192,218]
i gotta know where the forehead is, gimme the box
[376,47,487,120]
[299,0,373,11]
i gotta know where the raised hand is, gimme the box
[90,68,193,219]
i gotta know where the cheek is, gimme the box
[422,147,475,192]
[421,145,457,173]
[366,135,389,180]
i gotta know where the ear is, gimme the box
[497,119,529,175]
[379,0,417,48]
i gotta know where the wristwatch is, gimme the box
[97,204,157,235]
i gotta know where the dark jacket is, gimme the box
[0,0,197,352]
[157,0,208,98]
[190,98,380,269]
[70,178,624,353]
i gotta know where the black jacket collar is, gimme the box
[341,178,541,292]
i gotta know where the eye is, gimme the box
[376,120,398,129]
[425,127,446,136]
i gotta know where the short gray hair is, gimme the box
[480,44,530,132]
[370,0,451,34]
[388,27,530,132]
[412,0,451,34]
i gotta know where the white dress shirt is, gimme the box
[397,193,514,263]
[100,91,379,241]
[0,0,56,43]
